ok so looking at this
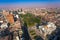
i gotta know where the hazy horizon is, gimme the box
[0,0,60,8]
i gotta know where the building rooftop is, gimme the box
[6,14,14,24]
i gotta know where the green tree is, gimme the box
[19,13,41,27]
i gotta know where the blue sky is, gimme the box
[0,0,60,8]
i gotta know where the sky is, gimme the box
[0,0,60,8]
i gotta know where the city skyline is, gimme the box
[0,0,60,8]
